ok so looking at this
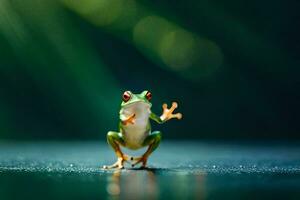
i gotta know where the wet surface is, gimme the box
[0,141,300,199]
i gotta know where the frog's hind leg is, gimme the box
[103,131,130,169]
[132,131,162,168]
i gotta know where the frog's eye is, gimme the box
[145,91,152,101]
[122,91,131,102]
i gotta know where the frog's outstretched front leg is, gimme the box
[132,131,162,168]
[103,131,130,169]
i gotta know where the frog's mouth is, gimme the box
[123,101,151,109]
[122,101,151,117]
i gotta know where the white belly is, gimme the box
[120,102,151,149]
[123,123,149,149]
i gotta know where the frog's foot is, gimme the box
[122,114,136,125]
[122,154,131,162]
[131,155,148,168]
[103,157,124,169]
[103,154,131,169]
[160,102,182,121]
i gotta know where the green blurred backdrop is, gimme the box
[0,0,299,140]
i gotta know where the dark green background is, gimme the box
[0,0,299,140]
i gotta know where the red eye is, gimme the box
[122,91,131,102]
[146,91,152,101]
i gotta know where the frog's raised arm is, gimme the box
[150,102,182,124]
[150,112,165,124]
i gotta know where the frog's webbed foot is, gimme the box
[103,157,124,169]
[160,102,182,122]
[103,154,131,169]
[131,155,148,168]
[121,114,136,125]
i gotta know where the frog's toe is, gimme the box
[173,113,182,119]
[103,157,125,169]
[102,163,119,169]
[172,102,178,108]
[130,156,143,165]
[131,156,148,167]
[102,164,117,169]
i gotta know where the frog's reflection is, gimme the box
[106,169,159,200]
[105,168,207,199]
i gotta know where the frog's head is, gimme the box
[121,90,152,109]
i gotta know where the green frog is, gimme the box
[103,90,182,169]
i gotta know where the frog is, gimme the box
[103,90,182,169]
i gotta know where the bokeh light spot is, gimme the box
[133,15,223,80]
[62,0,123,26]
[159,30,198,70]
[133,15,175,55]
